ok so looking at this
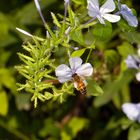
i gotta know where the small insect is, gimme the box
[72,73,87,94]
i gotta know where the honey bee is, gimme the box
[72,73,87,94]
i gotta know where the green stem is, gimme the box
[86,40,96,62]
[86,48,92,63]
[0,120,30,140]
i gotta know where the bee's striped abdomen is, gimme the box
[77,81,87,94]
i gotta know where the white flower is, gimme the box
[117,0,138,27]
[87,0,120,24]
[122,103,140,123]
[55,57,93,83]
[136,72,140,81]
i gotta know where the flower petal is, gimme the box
[97,15,105,24]
[69,57,83,73]
[122,103,140,121]
[55,64,72,83]
[100,0,115,14]
[87,0,99,18]
[136,72,140,81]
[64,0,69,3]
[57,76,72,83]
[102,14,120,23]
[120,4,138,27]
[125,55,140,69]
[76,63,93,77]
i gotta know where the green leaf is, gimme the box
[39,118,60,138]
[92,22,112,41]
[44,92,53,100]
[0,13,17,48]
[94,70,135,107]
[17,53,35,62]
[117,42,135,58]
[0,91,8,116]
[51,12,61,28]
[87,79,104,96]
[68,6,75,25]
[104,50,119,70]
[112,85,130,109]
[61,131,72,140]
[128,124,140,140]
[71,30,84,45]
[0,49,11,67]
[118,19,135,32]
[120,31,140,44]
[106,117,133,132]
[71,49,86,57]
[0,68,17,94]
[68,117,89,137]
[72,0,85,5]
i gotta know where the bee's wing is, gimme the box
[87,0,99,18]
[83,80,87,86]
[100,0,115,14]
[73,81,78,89]
[122,103,140,121]
[73,80,87,90]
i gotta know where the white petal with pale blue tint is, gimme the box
[125,55,139,69]
[97,15,105,24]
[88,0,99,11]
[120,4,138,27]
[55,64,72,83]
[87,0,99,18]
[103,14,120,23]
[136,72,140,81]
[69,57,83,73]
[122,103,140,122]
[88,9,99,18]
[57,76,72,83]
[76,63,93,77]
[100,0,115,14]
[64,0,69,3]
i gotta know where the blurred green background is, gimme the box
[0,0,140,140]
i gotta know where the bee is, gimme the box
[72,73,87,94]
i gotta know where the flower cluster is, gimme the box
[16,0,139,107]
